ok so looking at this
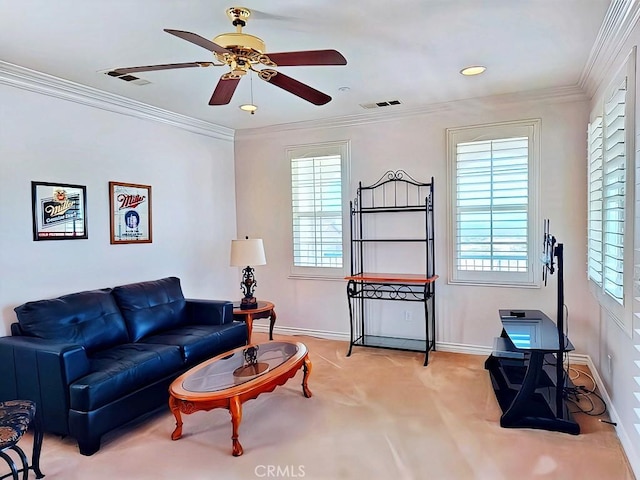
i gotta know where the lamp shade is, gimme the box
[230,238,267,267]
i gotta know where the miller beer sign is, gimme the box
[109,182,153,244]
[31,182,88,241]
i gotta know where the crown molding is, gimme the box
[0,60,588,142]
[579,0,640,98]
[0,61,234,141]
[235,84,587,138]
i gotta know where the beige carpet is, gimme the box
[9,333,634,480]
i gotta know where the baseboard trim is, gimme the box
[583,357,640,478]
[253,324,350,342]
[258,324,638,477]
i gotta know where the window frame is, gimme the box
[287,140,350,280]
[588,47,636,337]
[447,119,541,287]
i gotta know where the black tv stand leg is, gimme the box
[501,351,544,426]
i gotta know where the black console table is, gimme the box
[484,309,580,435]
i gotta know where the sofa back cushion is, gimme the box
[14,289,130,353]
[112,277,186,342]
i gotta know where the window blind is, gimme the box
[602,78,627,304]
[291,154,343,268]
[588,117,604,285]
[455,137,529,273]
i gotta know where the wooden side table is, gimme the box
[233,300,276,344]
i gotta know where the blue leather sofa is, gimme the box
[0,277,248,455]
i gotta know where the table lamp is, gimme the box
[230,237,267,310]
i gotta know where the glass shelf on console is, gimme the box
[498,309,574,352]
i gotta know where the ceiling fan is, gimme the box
[113,6,347,107]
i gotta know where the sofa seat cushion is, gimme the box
[112,277,187,342]
[14,289,129,354]
[69,343,183,411]
[140,321,248,365]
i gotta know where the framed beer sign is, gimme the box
[109,182,152,244]
[31,181,88,241]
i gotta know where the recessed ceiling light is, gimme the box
[460,65,487,76]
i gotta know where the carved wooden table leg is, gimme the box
[302,355,313,398]
[169,396,183,440]
[229,395,244,456]
[245,315,254,344]
[269,308,277,340]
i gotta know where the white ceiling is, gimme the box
[0,1,611,131]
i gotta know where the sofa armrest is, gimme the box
[0,336,90,435]
[185,299,233,325]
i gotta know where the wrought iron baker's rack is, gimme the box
[345,170,437,365]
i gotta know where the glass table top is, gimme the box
[499,310,574,351]
[182,342,299,392]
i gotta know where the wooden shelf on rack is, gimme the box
[345,273,439,284]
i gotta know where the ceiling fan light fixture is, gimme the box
[460,65,487,76]
[240,70,257,114]
[239,103,258,114]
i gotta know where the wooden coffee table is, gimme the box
[168,341,312,456]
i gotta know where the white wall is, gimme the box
[0,84,238,336]
[234,96,599,353]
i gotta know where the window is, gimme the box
[588,48,635,334]
[288,141,349,278]
[447,119,540,286]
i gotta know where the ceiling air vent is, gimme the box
[360,100,402,109]
[102,70,151,86]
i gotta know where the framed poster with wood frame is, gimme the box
[109,182,152,244]
[31,181,88,241]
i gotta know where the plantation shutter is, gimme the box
[291,154,343,268]
[602,77,627,304]
[587,117,604,285]
[455,137,529,274]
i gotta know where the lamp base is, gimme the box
[240,296,258,310]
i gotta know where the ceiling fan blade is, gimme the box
[112,62,212,75]
[209,76,241,105]
[164,29,232,55]
[259,70,331,105]
[265,50,347,66]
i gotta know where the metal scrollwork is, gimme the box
[258,55,277,67]
[346,280,358,297]
[258,69,277,81]
[222,72,243,80]
[349,283,425,301]
[365,169,423,189]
